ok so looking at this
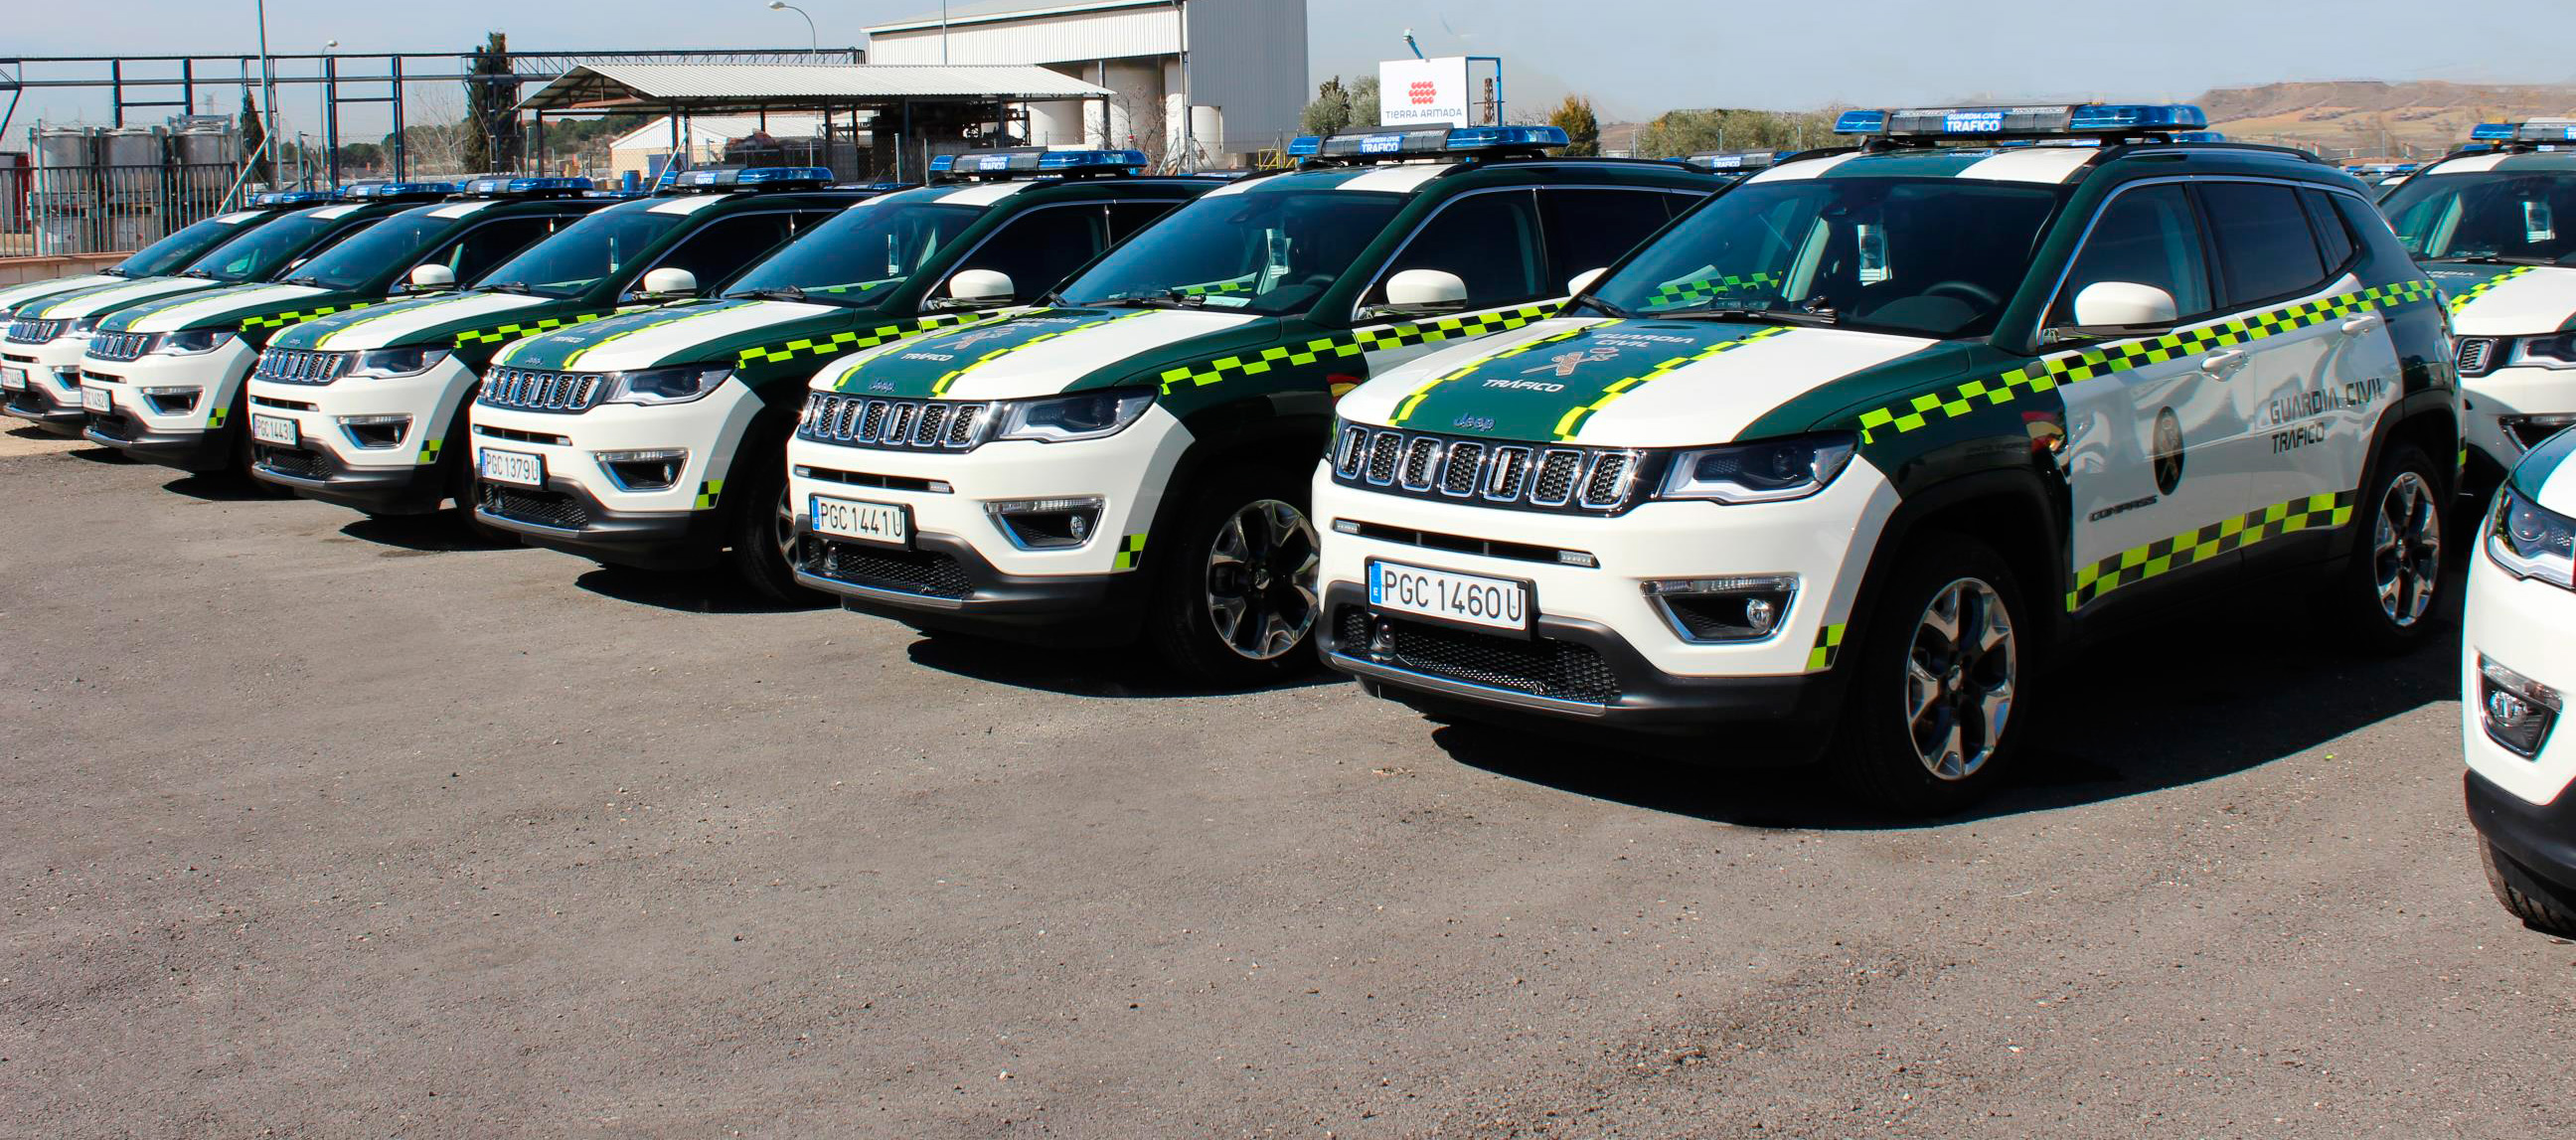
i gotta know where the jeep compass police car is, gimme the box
[785,125,1719,681]
[79,179,605,476]
[244,168,873,521]
[2466,425,2576,936]
[469,149,1211,599]
[1316,105,2457,813]
[2381,121,2576,493]
[2,190,392,436]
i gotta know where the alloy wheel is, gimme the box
[1904,576,2016,781]
[1204,499,1321,661]
[2372,471,2441,628]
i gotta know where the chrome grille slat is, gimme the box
[795,392,992,451]
[5,318,68,345]
[1334,428,1646,515]
[477,367,607,413]
[88,332,156,362]
[2457,337,2495,378]
[254,349,354,386]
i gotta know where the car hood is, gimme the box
[1335,316,1942,447]
[2424,262,2576,336]
[815,307,1266,400]
[271,290,552,352]
[97,281,337,334]
[490,297,850,372]
[23,275,224,320]
[0,273,120,316]
[2508,423,2576,515]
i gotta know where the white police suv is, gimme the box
[1317,104,2457,814]
[2465,425,2576,935]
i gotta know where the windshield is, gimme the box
[280,208,454,290]
[1055,189,1403,315]
[2378,171,2576,263]
[112,214,259,278]
[721,200,981,304]
[1584,176,2065,338]
[474,204,690,297]
[178,211,349,283]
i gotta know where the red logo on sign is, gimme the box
[1409,81,1438,106]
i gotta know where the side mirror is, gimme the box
[2066,281,2178,331]
[640,266,699,297]
[1565,267,1609,298]
[406,263,456,291]
[934,268,1016,310]
[1384,268,1469,312]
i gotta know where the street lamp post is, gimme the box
[319,40,337,188]
[253,0,280,189]
[766,1,817,51]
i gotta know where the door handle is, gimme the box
[2200,350,2247,377]
[2341,314,2383,336]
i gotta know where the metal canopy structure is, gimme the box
[515,63,1116,181]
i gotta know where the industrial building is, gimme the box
[862,0,1307,167]
[604,113,829,185]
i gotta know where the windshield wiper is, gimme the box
[481,281,540,295]
[280,276,325,287]
[1652,306,1840,327]
[178,268,219,279]
[731,285,808,302]
[2426,253,2557,266]
[1096,288,1208,310]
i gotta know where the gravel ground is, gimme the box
[3,423,2571,1137]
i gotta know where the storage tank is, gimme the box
[169,121,237,221]
[31,127,96,255]
[99,126,167,248]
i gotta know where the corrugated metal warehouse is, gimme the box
[863,0,1308,166]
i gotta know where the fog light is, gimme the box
[336,412,411,449]
[141,386,201,414]
[986,496,1105,550]
[1643,574,1799,643]
[2479,654,2561,758]
[1332,519,1361,535]
[594,448,687,492]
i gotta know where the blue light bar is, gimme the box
[928,154,959,173]
[1286,136,1323,157]
[1677,149,1780,172]
[736,166,834,187]
[2471,122,2517,142]
[1036,149,1149,171]
[1840,103,2207,139]
[1444,125,1569,150]
[252,190,335,206]
[460,175,593,197]
[337,180,458,201]
[2498,119,2576,143]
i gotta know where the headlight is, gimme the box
[154,329,238,356]
[2489,486,2576,589]
[601,363,732,407]
[346,346,449,378]
[1657,432,1857,504]
[991,390,1154,443]
[2509,333,2576,370]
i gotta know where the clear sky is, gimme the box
[8,0,2573,134]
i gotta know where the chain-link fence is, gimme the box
[0,162,243,258]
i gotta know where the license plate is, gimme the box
[80,385,110,412]
[808,493,908,548]
[478,447,545,487]
[1368,559,1530,633]
[0,366,23,391]
[249,413,299,446]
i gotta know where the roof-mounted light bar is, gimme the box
[668,166,836,193]
[251,189,338,207]
[335,180,460,202]
[1286,124,1569,163]
[460,176,595,198]
[929,147,1148,178]
[1675,149,1780,172]
[2471,119,2576,148]
[1836,103,2209,144]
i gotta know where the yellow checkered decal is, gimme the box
[925,311,1151,397]
[416,437,442,466]
[1550,326,1793,440]
[455,311,609,348]
[1157,303,1559,396]
[2068,490,2355,610]
[1387,325,1598,425]
[241,302,375,333]
[1855,280,2438,443]
[739,312,992,371]
[1112,533,1148,571]
[206,406,229,428]
[2446,266,2533,313]
[1805,622,1847,673]
[1179,277,1254,296]
[692,479,724,511]
[1647,270,1782,310]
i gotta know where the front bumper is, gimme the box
[244,357,477,514]
[2,339,89,432]
[467,386,760,569]
[2461,550,2576,807]
[2464,365,2576,482]
[77,341,256,471]
[2467,769,2576,904]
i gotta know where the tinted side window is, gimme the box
[1109,200,1188,242]
[439,217,564,285]
[655,213,798,288]
[1373,190,1543,308]
[2050,184,2214,325]
[1541,189,1677,291]
[2198,182,2328,306]
[2333,192,2414,264]
[955,204,1110,300]
[2302,189,2357,271]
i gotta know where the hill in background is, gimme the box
[2199,81,2576,159]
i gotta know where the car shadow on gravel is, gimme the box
[338,513,524,555]
[1433,566,2470,831]
[902,632,1343,700]
[571,565,836,615]
[158,471,297,502]
[60,441,134,463]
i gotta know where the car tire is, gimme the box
[2334,442,2446,655]
[1142,464,1324,687]
[724,425,816,604]
[1829,530,2029,817]
[2481,839,2576,937]
[441,406,516,545]
[227,394,293,497]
